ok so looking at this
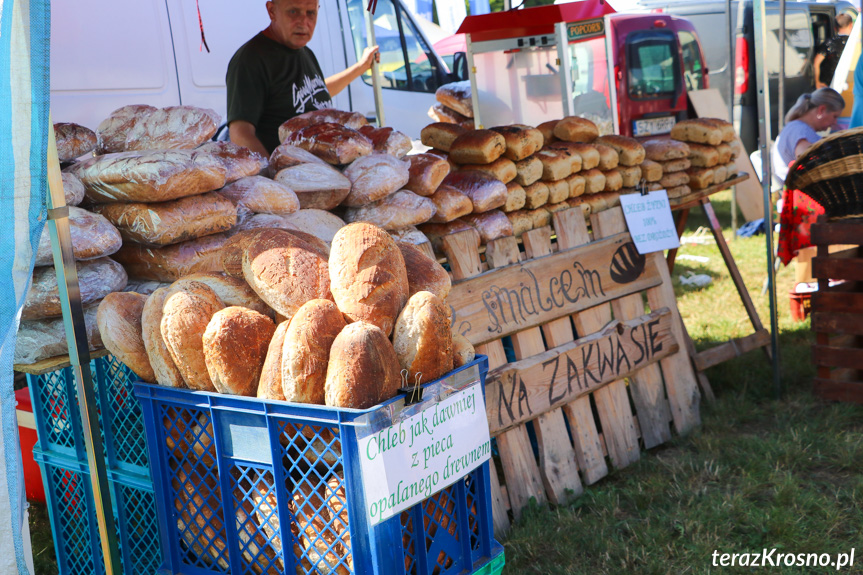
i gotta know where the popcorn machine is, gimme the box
[457,1,618,134]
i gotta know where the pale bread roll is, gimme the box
[429,185,473,223]
[582,169,606,194]
[490,125,544,161]
[643,138,690,161]
[428,102,469,124]
[595,135,645,166]
[452,333,476,368]
[393,291,453,382]
[535,149,573,181]
[462,210,514,243]
[729,139,744,160]
[284,122,373,165]
[536,120,559,145]
[506,210,533,237]
[618,165,642,188]
[715,143,733,164]
[553,116,599,143]
[504,181,526,212]
[282,299,346,404]
[274,163,351,210]
[125,105,219,150]
[526,207,551,229]
[659,171,690,188]
[686,167,715,189]
[548,142,600,170]
[448,130,506,165]
[258,320,289,401]
[658,158,692,173]
[547,179,570,204]
[181,272,271,316]
[546,201,570,215]
[282,209,345,244]
[699,118,735,142]
[35,206,122,266]
[670,119,723,146]
[141,287,185,388]
[418,220,480,253]
[420,123,468,152]
[711,165,727,185]
[667,184,691,199]
[113,233,228,282]
[242,229,332,321]
[405,153,451,197]
[61,172,86,207]
[203,307,276,396]
[603,169,623,192]
[687,143,720,168]
[460,156,517,183]
[567,174,586,198]
[357,125,412,158]
[514,156,543,186]
[325,322,402,408]
[640,159,663,182]
[329,223,409,337]
[342,153,410,207]
[97,292,155,382]
[160,279,225,391]
[218,176,299,215]
[96,104,156,155]
[343,190,436,231]
[23,257,127,321]
[723,161,738,179]
[268,143,327,175]
[55,123,97,162]
[524,181,549,209]
[647,182,664,192]
[594,144,619,171]
[196,141,268,183]
[441,171,507,213]
[396,241,451,300]
[566,196,591,218]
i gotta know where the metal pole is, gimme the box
[556,23,575,118]
[45,115,121,572]
[465,33,483,128]
[364,7,386,127]
[778,0,786,132]
[728,0,738,238]
[752,0,782,397]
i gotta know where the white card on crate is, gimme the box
[357,381,491,526]
[619,190,680,254]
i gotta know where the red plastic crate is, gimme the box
[16,386,44,503]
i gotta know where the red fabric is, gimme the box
[778,188,825,266]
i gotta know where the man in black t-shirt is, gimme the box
[227,0,379,155]
[814,13,854,89]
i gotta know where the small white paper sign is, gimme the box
[619,190,681,254]
[357,383,491,526]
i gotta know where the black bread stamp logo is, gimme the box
[610,242,645,284]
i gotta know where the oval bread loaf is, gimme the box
[404,153,451,197]
[396,241,451,300]
[218,176,299,216]
[342,153,410,207]
[258,320,289,401]
[284,122,373,165]
[96,104,156,155]
[268,143,327,175]
[325,321,402,409]
[196,141,267,183]
[282,299,346,404]
[428,185,473,223]
[452,333,476,368]
[418,220,480,254]
[35,206,122,266]
[61,172,86,207]
[278,109,368,143]
[657,157,691,173]
[113,233,229,282]
[181,272,271,317]
[274,163,351,210]
[460,156,517,184]
[343,190,436,231]
[659,171,690,188]
[435,81,473,118]
[141,287,186,388]
[96,292,155,382]
[203,307,276,396]
[548,142,600,170]
[15,304,103,365]
[441,170,507,213]
[462,210,514,243]
[670,119,723,146]
[23,257,127,321]
[125,105,219,150]
[357,125,412,158]
[281,209,345,244]
[553,116,599,143]
[393,291,454,382]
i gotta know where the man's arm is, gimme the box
[229,121,269,157]
[326,46,380,97]
[814,52,826,88]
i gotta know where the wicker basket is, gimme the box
[785,127,863,219]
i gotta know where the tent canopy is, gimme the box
[456,0,615,42]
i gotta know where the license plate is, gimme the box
[633,116,676,136]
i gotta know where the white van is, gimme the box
[50,0,457,138]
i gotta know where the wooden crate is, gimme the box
[810,217,863,403]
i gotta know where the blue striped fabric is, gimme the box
[0,0,50,572]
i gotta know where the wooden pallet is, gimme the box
[14,348,109,376]
[444,205,701,535]
[810,217,863,403]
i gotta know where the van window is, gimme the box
[627,30,678,99]
[678,30,706,90]
[684,12,730,75]
[766,9,811,77]
[346,0,440,93]
[568,38,612,132]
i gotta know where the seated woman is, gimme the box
[772,88,845,187]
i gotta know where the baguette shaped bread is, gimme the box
[61,172,86,207]
[405,153,450,197]
[462,209,514,243]
[490,125,544,161]
[697,118,735,142]
[23,257,127,321]
[114,233,229,282]
[182,272,271,316]
[514,156,543,186]
[428,103,469,124]
[285,122,373,165]
[435,81,473,118]
[219,176,299,216]
[535,149,573,181]
[582,169,606,194]
[417,220,480,253]
[203,307,276,396]
[141,287,186,387]
[325,321,402,408]
[452,333,476,368]
[429,184,473,223]
[71,149,227,204]
[640,159,664,182]
[460,156,517,183]
[448,130,506,165]
[524,181,549,209]
[274,163,351,210]
[160,280,225,391]
[547,179,570,204]
[441,170,507,213]
[687,143,721,168]
[594,144,620,171]
[329,222,409,337]
[397,241,451,300]
[197,141,267,182]
[343,190,436,230]
[282,299,346,404]
[420,123,467,152]
[603,169,623,192]
[526,207,551,229]
[357,125,411,158]
[97,292,155,382]
[596,135,645,166]
[659,171,690,188]
[670,119,723,146]
[55,123,97,162]
[553,116,599,143]
[95,192,237,246]
[504,181,526,212]
[536,120,559,145]
[715,143,733,164]
[125,105,220,150]
[258,320,289,401]
[342,153,410,206]
[242,229,332,320]
[14,304,102,365]
[282,209,345,244]
[686,167,715,189]
[96,104,156,154]
[35,206,122,266]
[268,143,327,175]
[506,210,533,237]
[667,184,691,199]
[393,291,453,382]
[548,142,600,170]
[277,109,368,143]
[567,173,586,198]
[643,138,690,161]
[658,157,692,173]
[618,165,642,188]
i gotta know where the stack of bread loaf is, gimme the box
[427,80,475,129]
[668,118,741,195]
[642,138,693,199]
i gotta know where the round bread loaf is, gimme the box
[396,241,451,300]
[61,172,86,207]
[462,210,514,243]
[35,206,123,266]
[452,333,476,368]
[242,228,332,321]
[95,104,156,154]
[23,257,127,321]
[342,153,410,207]
[141,287,186,388]
[181,272,271,317]
[54,123,97,162]
[221,229,270,278]
[418,219,481,253]
[218,176,299,216]
[329,223,409,337]
[325,321,402,409]
[160,280,225,391]
[203,307,275,396]
[258,320,289,401]
[97,292,155,382]
[125,105,220,151]
[196,141,267,183]
[282,299,346,404]
[393,291,453,383]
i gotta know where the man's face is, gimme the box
[267,0,318,49]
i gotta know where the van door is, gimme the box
[766,6,812,136]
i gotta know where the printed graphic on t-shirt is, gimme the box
[294,75,333,114]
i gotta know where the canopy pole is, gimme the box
[364,8,386,127]
[752,0,782,397]
[778,0,786,133]
[728,0,737,238]
[45,114,121,573]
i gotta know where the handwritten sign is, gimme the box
[619,191,680,254]
[357,383,491,526]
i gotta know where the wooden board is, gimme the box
[669,173,749,211]
[812,312,863,336]
[812,292,863,314]
[812,345,863,370]
[814,378,863,404]
[813,257,863,282]
[686,88,764,222]
[15,348,110,376]
[693,329,771,372]
[811,220,863,246]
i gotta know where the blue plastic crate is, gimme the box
[33,447,164,575]
[135,355,504,575]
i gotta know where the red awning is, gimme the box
[457,0,616,43]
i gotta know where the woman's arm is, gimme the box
[794,137,815,158]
